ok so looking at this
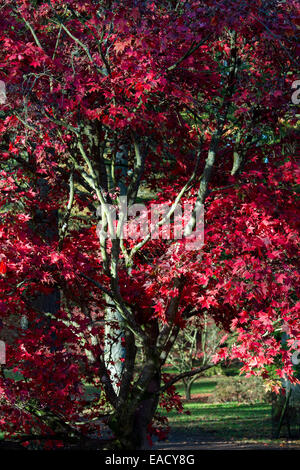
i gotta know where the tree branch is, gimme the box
[167,34,213,72]
[159,364,213,393]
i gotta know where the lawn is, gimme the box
[158,374,300,446]
[161,401,273,442]
[175,377,218,396]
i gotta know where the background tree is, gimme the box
[168,316,223,400]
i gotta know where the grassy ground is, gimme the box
[162,401,273,442]
[175,377,218,396]
[159,375,300,447]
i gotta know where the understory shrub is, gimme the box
[209,376,270,404]
[202,365,223,377]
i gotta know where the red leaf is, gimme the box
[0,260,7,275]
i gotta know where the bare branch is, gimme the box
[159,364,213,393]
[15,10,42,49]
[59,170,74,250]
[79,273,114,299]
[167,34,213,72]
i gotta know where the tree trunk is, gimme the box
[109,369,161,450]
[184,380,192,401]
[104,305,126,394]
[103,144,129,393]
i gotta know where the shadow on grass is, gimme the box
[161,402,273,441]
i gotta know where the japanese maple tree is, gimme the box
[0,0,299,449]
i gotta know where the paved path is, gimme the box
[154,429,300,451]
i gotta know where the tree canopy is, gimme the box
[0,0,299,449]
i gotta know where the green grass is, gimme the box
[160,401,273,442]
[175,378,218,396]
[159,374,276,443]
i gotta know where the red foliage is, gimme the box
[0,0,298,446]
